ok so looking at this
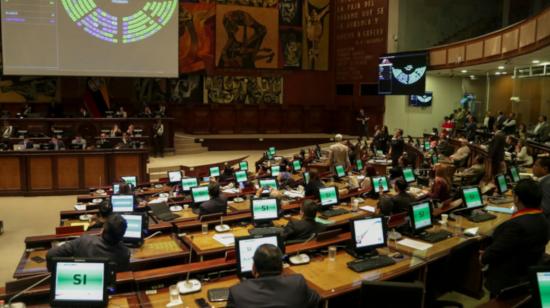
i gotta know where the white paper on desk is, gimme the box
[213,233,235,247]
[284,190,304,199]
[74,204,87,211]
[360,205,376,213]
[148,197,168,205]
[222,188,240,194]
[464,227,479,236]
[397,238,433,251]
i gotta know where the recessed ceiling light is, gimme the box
[470,75,475,78]
[502,71,507,75]
[495,72,501,75]
[498,66,505,70]
[461,70,468,73]
[533,60,540,64]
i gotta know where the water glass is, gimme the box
[201,223,208,234]
[328,246,337,261]
[169,285,180,303]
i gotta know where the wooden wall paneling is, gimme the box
[190,107,211,134]
[55,156,80,189]
[303,107,325,133]
[537,9,550,41]
[28,157,53,190]
[259,106,282,133]
[112,154,140,183]
[83,155,106,187]
[0,156,22,190]
[235,107,258,133]
[212,105,235,134]
[281,107,303,133]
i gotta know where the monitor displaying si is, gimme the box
[335,165,346,178]
[292,160,302,172]
[410,201,433,233]
[318,186,339,207]
[509,166,520,183]
[495,174,508,194]
[251,198,280,224]
[462,186,483,209]
[402,168,415,183]
[111,195,134,212]
[350,217,387,255]
[530,266,550,308]
[235,235,283,278]
[409,92,433,107]
[121,176,137,187]
[239,161,248,171]
[121,213,144,243]
[371,176,389,193]
[268,147,276,155]
[271,165,280,177]
[303,172,310,185]
[191,186,210,204]
[168,170,182,184]
[181,177,199,191]
[235,170,248,183]
[50,258,109,307]
[356,159,364,171]
[210,166,220,177]
[378,51,427,95]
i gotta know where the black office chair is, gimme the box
[360,280,424,308]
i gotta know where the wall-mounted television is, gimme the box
[378,51,428,95]
[409,92,433,107]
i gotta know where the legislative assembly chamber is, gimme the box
[3,0,550,307]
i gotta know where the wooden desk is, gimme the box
[287,249,425,299]
[139,276,240,308]
[108,292,141,308]
[388,234,468,262]
[0,148,148,196]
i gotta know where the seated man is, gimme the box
[71,135,87,149]
[282,200,324,241]
[197,182,228,216]
[304,169,325,197]
[481,179,549,297]
[49,136,65,150]
[379,178,415,216]
[227,244,320,308]
[96,133,112,149]
[88,200,112,230]
[454,156,485,185]
[450,138,470,163]
[116,133,133,149]
[46,214,131,272]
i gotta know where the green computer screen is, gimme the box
[293,160,302,171]
[235,171,248,183]
[192,186,210,203]
[304,172,310,185]
[271,166,280,176]
[319,187,338,206]
[510,167,520,183]
[432,155,438,164]
[403,168,415,183]
[463,187,483,208]
[54,262,104,301]
[335,165,346,177]
[356,159,363,170]
[424,141,430,150]
[372,176,389,193]
[537,272,550,308]
[239,161,248,171]
[268,147,276,155]
[497,175,508,193]
[210,166,220,177]
[266,151,273,160]
[259,179,277,190]
[252,198,278,220]
[412,202,432,230]
[121,176,136,187]
[181,178,198,191]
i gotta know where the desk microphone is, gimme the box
[145,231,162,241]
[214,215,230,233]
[289,233,316,265]
[177,236,202,295]
[4,273,51,308]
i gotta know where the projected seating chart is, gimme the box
[60,0,178,44]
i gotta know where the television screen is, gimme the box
[378,51,427,95]
[409,92,433,107]
[460,93,475,106]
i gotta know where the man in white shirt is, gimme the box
[328,134,350,172]
[450,138,471,163]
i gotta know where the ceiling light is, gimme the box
[502,71,507,75]
[461,70,467,73]
[495,72,501,75]
[498,66,505,70]
[533,60,540,64]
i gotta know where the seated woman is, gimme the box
[427,165,451,201]
[515,139,533,167]
[360,164,378,192]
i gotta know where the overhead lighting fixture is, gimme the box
[502,71,507,75]
[495,72,501,75]
[498,66,505,70]
[533,60,540,64]
[461,70,468,73]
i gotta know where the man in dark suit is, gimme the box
[304,169,325,197]
[495,111,506,130]
[379,178,415,216]
[481,179,549,297]
[46,214,131,272]
[282,200,324,241]
[227,244,320,308]
[197,182,228,216]
[388,128,404,167]
[533,157,550,226]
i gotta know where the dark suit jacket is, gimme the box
[305,179,325,197]
[282,218,325,241]
[383,191,414,215]
[481,212,549,295]
[227,274,320,308]
[540,176,550,218]
[198,195,228,216]
[46,235,131,272]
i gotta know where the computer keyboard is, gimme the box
[249,227,283,236]
[466,212,497,223]
[347,255,396,273]
[320,208,350,218]
[418,230,453,243]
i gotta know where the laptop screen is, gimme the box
[268,147,276,155]
[111,195,134,212]
[319,186,338,207]
[271,166,280,177]
[372,176,389,193]
[121,214,143,239]
[251,198,279,221]
[356,159,363,171]
[121,176,137,187]
[236,235,279,275]
[403,168,415,183]
[240,161,248,171]
[411,201,432,231]
[353,217,385,249]
[210,166,220,177]
[235,170,248,183]
[335,165,346,178]
[53,261,106,303]
[192,186,210,204]
[292,160,302,172]
[510,166,520,183]
[496,174,508,194]
[181,177,199,191]
[168,171,182,183]
[259,179,278,190]
[537,272,550,307]
[463,187,483,209]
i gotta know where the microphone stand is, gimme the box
[177,235,202,295]
[6,274,51,308]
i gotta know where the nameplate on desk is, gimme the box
[397,238,433,251]
[360,205,376,213]
[213,233,235,247]
[485,206,515,214]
